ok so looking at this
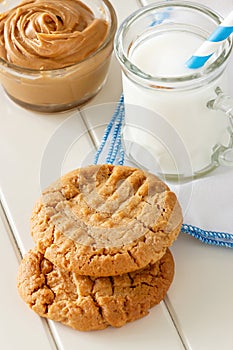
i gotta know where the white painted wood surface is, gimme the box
[0,205,55,350]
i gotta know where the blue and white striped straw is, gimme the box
[186,10,233,69]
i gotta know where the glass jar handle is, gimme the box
[207,87,233,167]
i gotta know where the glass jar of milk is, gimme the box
[114,1,233,181]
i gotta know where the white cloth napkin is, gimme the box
[95,0,233,247]
[173,167,233,234]
[94,94,233,248]
[171,167,233,246]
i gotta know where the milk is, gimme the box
[122,29,230,177]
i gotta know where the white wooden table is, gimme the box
[0,1,233,349]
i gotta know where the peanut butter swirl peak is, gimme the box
[31,165,183,276]
[0,0,108,69]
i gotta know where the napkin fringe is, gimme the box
[181,224,233,248]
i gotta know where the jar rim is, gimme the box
[0,0,117,75]
[114,0,232,89]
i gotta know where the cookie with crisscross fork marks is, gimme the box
[17,248,174,331]
[31,164,182,276]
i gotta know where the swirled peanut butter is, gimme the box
[0,0,108,69]
[0,0,116,112]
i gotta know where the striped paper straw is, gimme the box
[186,10,233,69]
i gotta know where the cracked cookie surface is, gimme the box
[17,248,174,331]
[31,164,182,276]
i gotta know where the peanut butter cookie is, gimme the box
[31,164,182,276]
[17,248,174,331]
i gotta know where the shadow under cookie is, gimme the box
[17,248,174,331]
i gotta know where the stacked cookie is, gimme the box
[17,164,183,331]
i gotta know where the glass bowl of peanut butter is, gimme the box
[0,0,117,112]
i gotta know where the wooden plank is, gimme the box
[0,204,54,350]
